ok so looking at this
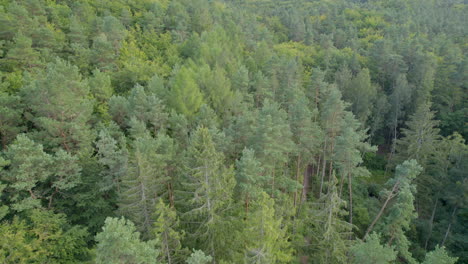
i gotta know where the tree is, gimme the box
[182,126,235,260]
[334,112,375,227]
[0,209,89,263]
[365,160,422,264]
[168,65,204,117]
[2,32,41,70]
[242,192,293,264]
[1,135,82,211]
[235,148,264,214]
[422,245,458,264]
[340,68,377,125]
[21,58,93,153]
[396,102,440,166]
[249,100,296,198]
[1,134,52,211]
[119,122,175,238]
[95,217,160,264]
[153,199,187,264]
[307,174,353,264]
[350,233,397,264]
[186,249,212,264]
[95,129,128,193]
[0,92,24,149]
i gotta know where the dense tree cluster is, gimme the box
[0,0,466,263]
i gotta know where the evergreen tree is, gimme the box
[182,126,235,261]
[168,65,204,117]
[422,246,458,264]
[307,174,353,264]
[153,199,187,264]
[185,249,212,264]
[119,122,175,238]
[95,217,160,264]
[242,192,293,263]
[350,233,397,264]
[0,92,24,149]
[21,59,93,153]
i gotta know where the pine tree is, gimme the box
[250,100,296,198]
[307,174,353,264]
[366,160,422,264]
[350,233,397,264]
[21,59,93,153]
[242,192,293,264]
[168,65,204,117]
[0,92,24,149]
[2,32,41,70]
[235,148,264,214]
[119,122,174,238]
[96,129,128,192]
[396,102,441,167]
[1,135,52,211]
[95,217,160,264]
[153,199,187,264]
[334,112,375,226]
[182,126,235,260]
[422,246,458,264]
[185,249,212,264]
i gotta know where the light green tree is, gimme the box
[350,233,397,264]
[95,217,160,264]
[422,245,458,264]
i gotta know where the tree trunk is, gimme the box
[424,199,438,250]
[348,171,353,227]
[441,207,457,246]
[294,155,301,207]
[364,181,400,240]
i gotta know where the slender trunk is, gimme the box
[319,138,328,196]
[319,160,326,197]
[424,199,438,250]
[271,168,275,198]
[339,172,346,198]
[294,155,301,207]
[164,231,172,264]
[245,194,250,215]
[364,181,400,240]
[441,207,457,246]
[168,182,174,208]
[327,160,334,194]
[348,171,353,227]
[315,155,321,196]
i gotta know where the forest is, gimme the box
[0,0,466,263]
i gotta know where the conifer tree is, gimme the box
[242,192,293,264]
[153,199,187,264]
[235,148,264,213]
[0,92,24,149]
[119,121,175,238]
[182,126,235,261]
[168,65,204,117]
[250,100,296,198]
[422,246,458,264]
[21,59,93,153]
[350,233,397,264]
[307,174,352,264]
[95,217,160,264]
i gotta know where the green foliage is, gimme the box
[0,209,90,263]
[95,217,160,264]
[186,249,212,264]
[350,233,397,264]
[422,246,458,264]
[0,0,465,262]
